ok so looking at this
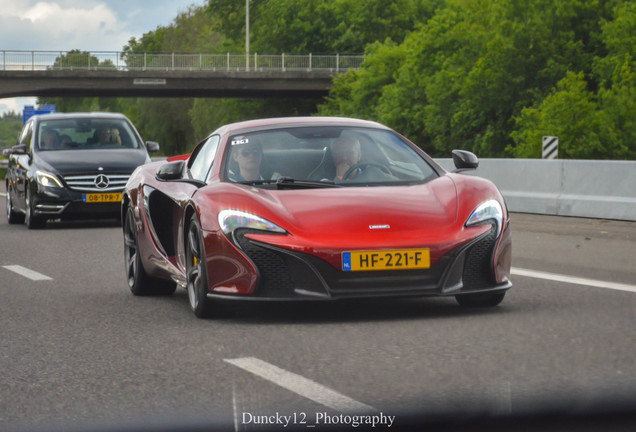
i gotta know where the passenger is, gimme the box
[110,128,122,145]
[229,140,263,182]
[60,134,73,148]
[40,129,60,150]
[331,134,362,180]
[93,127,112,146]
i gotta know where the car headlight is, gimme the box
[465,199,503,237]
[218,210,286,236]
[36,170,64,188]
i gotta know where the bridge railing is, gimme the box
[0,51,365,73]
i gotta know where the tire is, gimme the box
[455,292,506,307]
[6,187,24,224]
[123,205,176,296]
[24,186,45,229]
[185,217,216,318]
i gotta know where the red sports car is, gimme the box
[122,117,511,318]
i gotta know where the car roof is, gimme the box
[213,116,391,136]
[30,112,130,122]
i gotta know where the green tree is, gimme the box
[510,1,636,160]
[48,50,99,70]
[0,112,23,147]
[131,98,196,155]
[189,97,321,141]
[320,0,623,158]
[592,1,636,159]
[119,5,223,154]
[510,71,616,159]
[1,112,22,178]
[208,0,443,53]
[318,40,406,120]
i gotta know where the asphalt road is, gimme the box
[1,184,635,431]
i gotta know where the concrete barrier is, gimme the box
[436,158,636,222]
[1,155,634,221]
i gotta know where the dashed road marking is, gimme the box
[512,267,636,293]
[225,357,377,413]
[2,265,52,281]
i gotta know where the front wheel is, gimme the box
[6,188,24,224]
[455,292,506,307]
[123,205,176,296]
[186,217,216,318]
[25,187,45,229]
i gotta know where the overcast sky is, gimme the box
[1,0,207,116]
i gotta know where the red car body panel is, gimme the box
[123,117,511,305]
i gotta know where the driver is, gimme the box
[229,138,264,182]
[40,128,60,150]
[332,135,362,180]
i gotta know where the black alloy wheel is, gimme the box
[186,217,215,318]
[123,205,176,296]
[6,188,24,224]
[24,186,45,229]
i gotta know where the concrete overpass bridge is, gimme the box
[0,51,364,98]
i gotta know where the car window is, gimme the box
[36,118,141,151]
[224,126,437,186]
[189,135,220,182]
[19,121,34,152]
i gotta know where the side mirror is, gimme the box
[4,144,27,156]
[451,149,479,172]
[156,160,185,181]
[146,141,160,153]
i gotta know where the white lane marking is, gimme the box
[225,357,377,413]
[511,267,636,293]
[2,265,52,281]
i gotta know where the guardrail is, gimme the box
[0,51,365,73]
[0,160,6,169]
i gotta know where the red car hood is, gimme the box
[238,176,461,251]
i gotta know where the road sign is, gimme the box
[542,136,558,159]
[23,105,56,124]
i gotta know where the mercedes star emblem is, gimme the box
[95,174,110,189]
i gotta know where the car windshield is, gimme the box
[36,118,140,151]
[224,126,438,187]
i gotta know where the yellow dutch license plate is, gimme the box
[83,193,122,203]
[342,249,430,271]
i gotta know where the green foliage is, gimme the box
[0,112,21,179]
[49,50,99,70]
[510,72,613,158]
[190,97,321,142]
[509,1,636,159]
[125,5,224,53]
[37,97,103,113]
[208,0,443,53]
[319,0,635,159]
[131,98,196,155]
[32,0,636,159]
[319,40,406,119]
[0,111,23,149]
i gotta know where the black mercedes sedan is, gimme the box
[4,112,159,228]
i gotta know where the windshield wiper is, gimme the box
[237,177,342,189]
[276,177,343,189]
